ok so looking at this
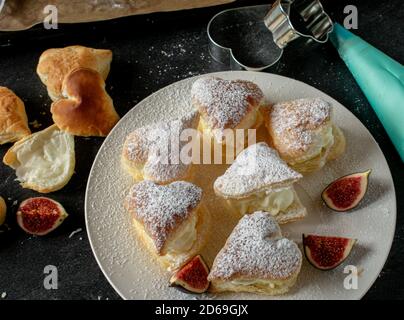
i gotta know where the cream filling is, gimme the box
[291,125,334,166]
[230,278,285,289]
[10,126,74,189]
[219,276,297,294]
[227,187,295,216]
[165,213,198,255]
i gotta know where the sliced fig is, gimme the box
[17,197,68,235]
[303,234,356,270]
[322,169,371,212]
[170,255,210,293]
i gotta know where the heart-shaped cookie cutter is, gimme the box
[207,0,333,70]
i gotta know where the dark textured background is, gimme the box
[0,0,402,300]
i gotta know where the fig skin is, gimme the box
[322,169,371,212]
[303,234,356,271]
[16,197,68,236]
[170,255,210,294]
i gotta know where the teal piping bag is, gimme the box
[330,23,404,162]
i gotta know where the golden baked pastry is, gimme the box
[262,98,345,174]
[208,211,302,295]
[0,87,31,144]
[122,112,199,184]
[50,68,119,137]
[3,124,75,193]
[37,45,112,101]
[214,142,306,224]
[124,180,210,271]
[0,196,6,226]
[191,77,264,162]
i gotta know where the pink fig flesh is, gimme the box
[170,255,210,293]
[303,234,356,270]
[17,197,68,236]
[322,170,371,212]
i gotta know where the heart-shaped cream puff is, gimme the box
[208,211,302,295]
[191,77,264,144]
[214,142,302,198]
[261,98,346,174]
[124,180,210,271]
[121,111,199,184]
[50,68,119,137]
[213,142,306,224]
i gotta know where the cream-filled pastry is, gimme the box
[208,211,302,295]
[214,142,306,224]
[3,124,75,193]
[121,111,199,184]
[191,77,264,161]
[124,180,210,271]
[262,98,345,174]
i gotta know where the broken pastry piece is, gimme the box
[3,124,75,193]
[122,112,199,184]
[214,142,306,224]
[0,196,6,226]
[51,68,120,137]
[191,77,264,161]
[37,45,112,101]
[208,211,302,295]
[261,98,345,174]
[124,180,210,271]
[0,87,31,144]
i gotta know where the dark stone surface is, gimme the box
[0,0,402,300]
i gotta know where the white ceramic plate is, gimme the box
[85,71,396,300]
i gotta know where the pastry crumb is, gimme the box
[29,120,42,129]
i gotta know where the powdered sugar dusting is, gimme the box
[125,180,202,253]
[209,212,302,280]
[214,142,302,197]
[122,111,199,183]
[86,71,396,300]
[191,77,263,129]
[267,98,331,152]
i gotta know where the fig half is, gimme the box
[170,255,210,293]
[17,197,68,235]
[303,234,356,270]
[322,169,371,212]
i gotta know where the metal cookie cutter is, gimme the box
[207,0,333,71]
